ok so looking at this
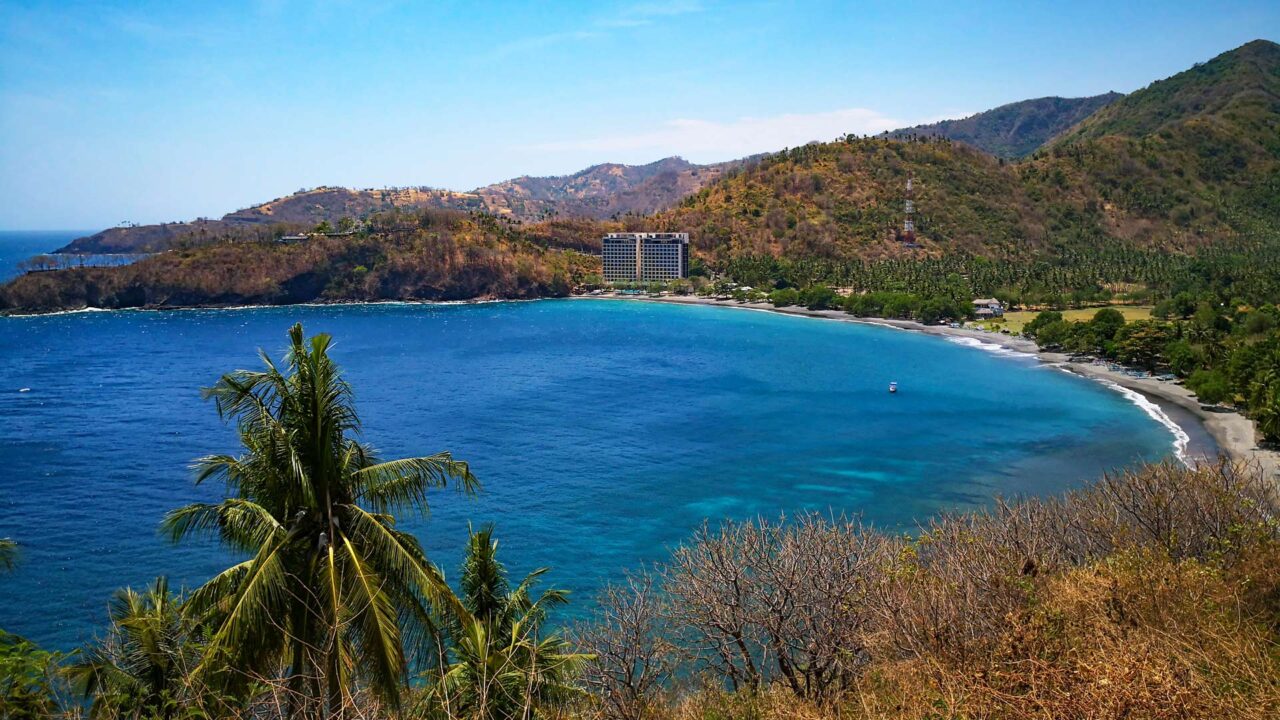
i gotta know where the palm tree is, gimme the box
[418,526,584,720]
[1253,384,1280,444]
[0,538,16,572]
[66,577,197,719]
[162,323,478,718]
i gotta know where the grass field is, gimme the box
[973,306,1153,334]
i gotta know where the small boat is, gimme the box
[888,381,898,394]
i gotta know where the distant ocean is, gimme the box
[0,230,87,281]
[0,298,1184,649]
[0,230,144,282]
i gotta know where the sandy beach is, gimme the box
[593,293,1280,483]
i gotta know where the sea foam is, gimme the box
[1047,366,1193,466]
[943,334,1038,359]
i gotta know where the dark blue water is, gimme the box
[0,231,80,281]
[0,230,142,282]
[0,299,1178,649]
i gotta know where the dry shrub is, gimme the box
[848,546,1280,719]
[873,496,1075,667]
[575,461,1280,720]
[574,572,679,720]
[663,516,894,701]
[1063,458,1279,562]
[875,460,1279,669]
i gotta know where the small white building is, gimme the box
[972,298,1004,317]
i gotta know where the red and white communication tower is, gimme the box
[902,175,916,244]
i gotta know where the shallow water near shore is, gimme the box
[0,297,1181,648]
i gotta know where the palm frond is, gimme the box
[341,505,464,619]
[354,454,479,513]
[160,499,283,552]
[340,535,406,707]
[190,534,290,683]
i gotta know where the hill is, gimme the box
[1056,39,1280,142]
[2,210,599,313]
[58,157,736,254]
[468,156,743,220]
[1041,39,1280,239]
[660,40,1280,266]
[10,40,1280,314]
[884,92,1123,158]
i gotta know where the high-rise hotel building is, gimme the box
[601,233,690,282]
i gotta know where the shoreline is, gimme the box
[0,295,532,318]
[595,294,1279,482]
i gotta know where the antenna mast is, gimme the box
[903,175,916,244]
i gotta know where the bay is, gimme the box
[0,298,1179,649]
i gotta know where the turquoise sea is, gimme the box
[0,233,1187,650]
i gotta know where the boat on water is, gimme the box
[889,381,898,394]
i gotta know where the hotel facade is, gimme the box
[601,232,690,282]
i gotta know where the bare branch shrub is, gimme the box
[872,491,1089,667]
[573,572,676,720]
[568,462,1280,718]
[1063,458,1279,562]
[662,514,892,702]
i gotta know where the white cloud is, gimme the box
[529,108,915,162]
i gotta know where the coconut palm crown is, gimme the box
[66,576,195,719]
[419,525,584,720]
[162,323,478,716]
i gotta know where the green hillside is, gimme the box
[1042,39,1280,239]
[658,138,1043,262]
[1056,39,1280,141]
[660,40,1280,266]
[885,92,1122,158]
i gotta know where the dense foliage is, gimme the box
[724,237,1278,305]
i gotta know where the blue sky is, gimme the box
[1,1,1277,230]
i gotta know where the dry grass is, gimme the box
[643,545,1280,720]
[975,305,1153,334]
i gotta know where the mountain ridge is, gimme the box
[57,157,742,254]
[54,90,1131,256]
[51,86,1141,256]
[884,92,1124,158]
[1054,39,1280,144]
[656,39,1280,262]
